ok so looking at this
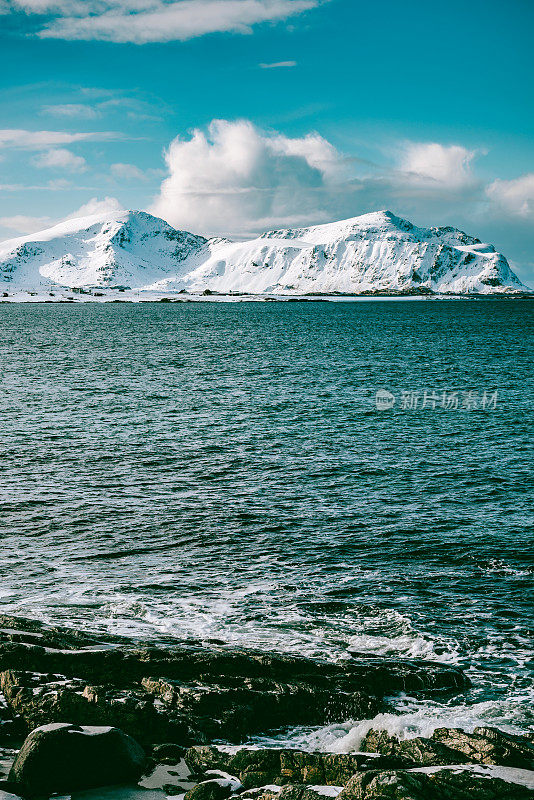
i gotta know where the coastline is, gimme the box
[0,615,532,799]
[0,288,533,304]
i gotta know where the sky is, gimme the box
[0,0,533,284]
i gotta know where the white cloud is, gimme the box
[0,129,117,149]
[32,147,87,171]
[397,142,477,189]
[111,162,147,180]
[7,0,320,44]
[487,173,534,219]
[0,214,52,233]
[41,103,100,119]
[150,118,346,236]
[260,60,297,68]
[149,120,498,238]
[63,196,124,219]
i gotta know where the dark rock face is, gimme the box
[184,747,403,788]
[8,723,146,796]
[339,769,534,799]
[0,614,469,746]
[360,726,534,770]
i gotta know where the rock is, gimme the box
[184,747,403,788]
[431,726,534,770]
[0,614,470,745]
[241,788,282,799]
[184,780,233,800]
[339,768,534,799]
[0,670,191,746]
[152,742,187,763]
[0,792,23,800]
[141,676,378,741]
[8,722,146,796]
[360,727,534,771]
[360,729,470,767]
[265,786,343,800]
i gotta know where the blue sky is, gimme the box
[1,0,533,283]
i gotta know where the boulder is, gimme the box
[184,780,234,800]
[431,726,534,770]
[8,723,146,796]
[360,729,470,767]
[339,768,534,799]
[360,727,534,771]
[151,742,186,763]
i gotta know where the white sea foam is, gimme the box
[252,690,534,753]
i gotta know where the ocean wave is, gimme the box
[252,691,534,752]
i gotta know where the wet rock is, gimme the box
[0,614,470,746]
[184,779,233,800]
[0,670,191,746]
[141,677,377,741]
[184,747,403,788]
[8,722,146,796]
[360,729,470,767]
[431,726,534,770]
[360,727,534,771]
[339,768,534,799]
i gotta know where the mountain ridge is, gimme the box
[0,209,528,295]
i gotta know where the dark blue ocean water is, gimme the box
[0,299,532,744]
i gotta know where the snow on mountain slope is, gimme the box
[0,209,527,295]
[0,210,206,289]
[157,211,525,295]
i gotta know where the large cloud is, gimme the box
[150,118,348,236]
[4,0,320,44]
[150,119,486,237]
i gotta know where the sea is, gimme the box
[0,298,532,750]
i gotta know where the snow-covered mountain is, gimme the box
[0,209,527,295]
[0,210,206,290]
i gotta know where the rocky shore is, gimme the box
[0,614,532,799]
